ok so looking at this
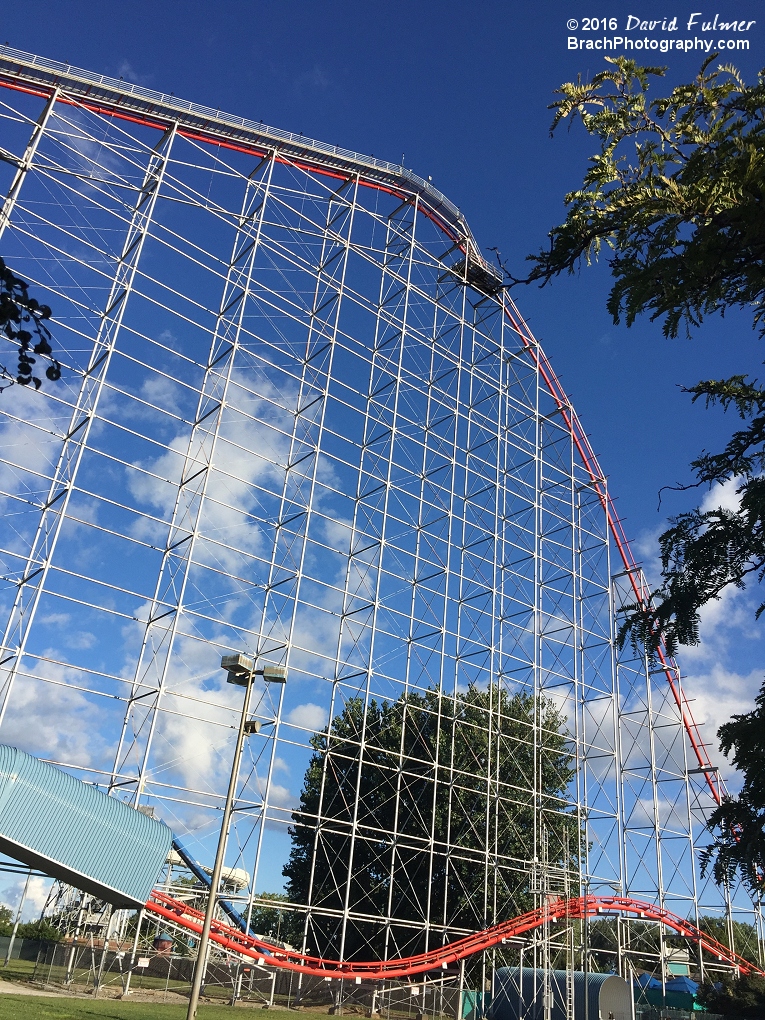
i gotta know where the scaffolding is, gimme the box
[0,44,760,998]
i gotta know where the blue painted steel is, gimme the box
[171,836,272,947]
[172,836,248,930]
[0,744,171,906]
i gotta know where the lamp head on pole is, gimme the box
[220,654,287,686]
[257,664,287,684]
[221,652,254,687]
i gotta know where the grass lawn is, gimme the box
[0,996,339,1020]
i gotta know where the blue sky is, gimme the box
[8,0,760,722]
[1,0,763,912]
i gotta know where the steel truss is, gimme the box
[0,43,760,991]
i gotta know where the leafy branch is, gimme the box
[0,256,60,392]
[515,55,765,660]
[700,683,765,898]
[618,379,765,659]
[520,56,765,342]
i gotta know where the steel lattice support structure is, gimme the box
[0,45,760,985]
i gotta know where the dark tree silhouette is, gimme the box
[515,56,765,659]
[0,256,60,392]
[284,685,575,961]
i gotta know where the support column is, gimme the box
[0,87,60,241]
[109,152,276,800]
[0,123,177,728]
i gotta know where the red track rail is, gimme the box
[0,61,724,802]
[145,891,763,980]
[502,298,723,805]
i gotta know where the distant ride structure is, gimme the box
[0,43,761,996]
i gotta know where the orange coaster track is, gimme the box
[145,891,764,980]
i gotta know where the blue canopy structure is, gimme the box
[635,973,662,989]
[665,976,699,994]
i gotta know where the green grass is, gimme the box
[0,995,341,1019]
[0,958,37,983]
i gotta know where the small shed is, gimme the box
[0,743,172,907]
[491,966,632,1020]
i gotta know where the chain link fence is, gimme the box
[5,937,469,1015]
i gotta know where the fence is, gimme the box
[635,1009,723,1020]
[16,939,471,1014]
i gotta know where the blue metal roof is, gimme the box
[0,744,172,907]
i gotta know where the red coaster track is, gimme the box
[145,891,764,980]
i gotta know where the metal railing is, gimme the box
[0,44,475,248]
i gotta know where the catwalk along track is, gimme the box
[145,891,765,980]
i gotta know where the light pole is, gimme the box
[186,653,287,1020]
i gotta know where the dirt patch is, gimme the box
[117,988,190,1003]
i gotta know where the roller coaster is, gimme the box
[145,890,765,981]
[0,45,762,990]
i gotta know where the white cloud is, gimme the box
[0,391,64,557]
[286,702,328,732]
[266,782,294,809]
[0,874,53,921]
[0,662,109,769]
[700,475,743,514]
[65,630,97,650]
[115,60,154,88]
[124,371,295,580]
[39,612,71,627]
[680,664,763,782]
[143,638,248,794]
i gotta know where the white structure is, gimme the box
[0,45,758,982]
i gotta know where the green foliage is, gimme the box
[518,55,765,661]
[15,918,62,942]
[698,914,762,966]
[699,685,765,898]
[588,917,671,971]
[618,377,765,659]
[0,256,59,391]
[0,906,62,943]
[247,892,302,947]
[524,56,765,341]
[284,684,575,961]
[696,971,765,1017]
[524,55,765,898]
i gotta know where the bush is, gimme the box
[696,972,765,1018]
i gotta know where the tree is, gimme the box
[0,256,60,391]
[696,972,765,1017]
[247,892,303,948]
[697,914,761,966]
[516,55,765,897]
[517,55,765,656]
[699,687,765,899]
[284,685,575,962]
[0,905,62,943]
[15,917,62,942]
[587,917,687,973]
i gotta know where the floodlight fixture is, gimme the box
[188,652,288,1018]
[221,652,254,680]
[258,664,287,684]
[221,655,287,687]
